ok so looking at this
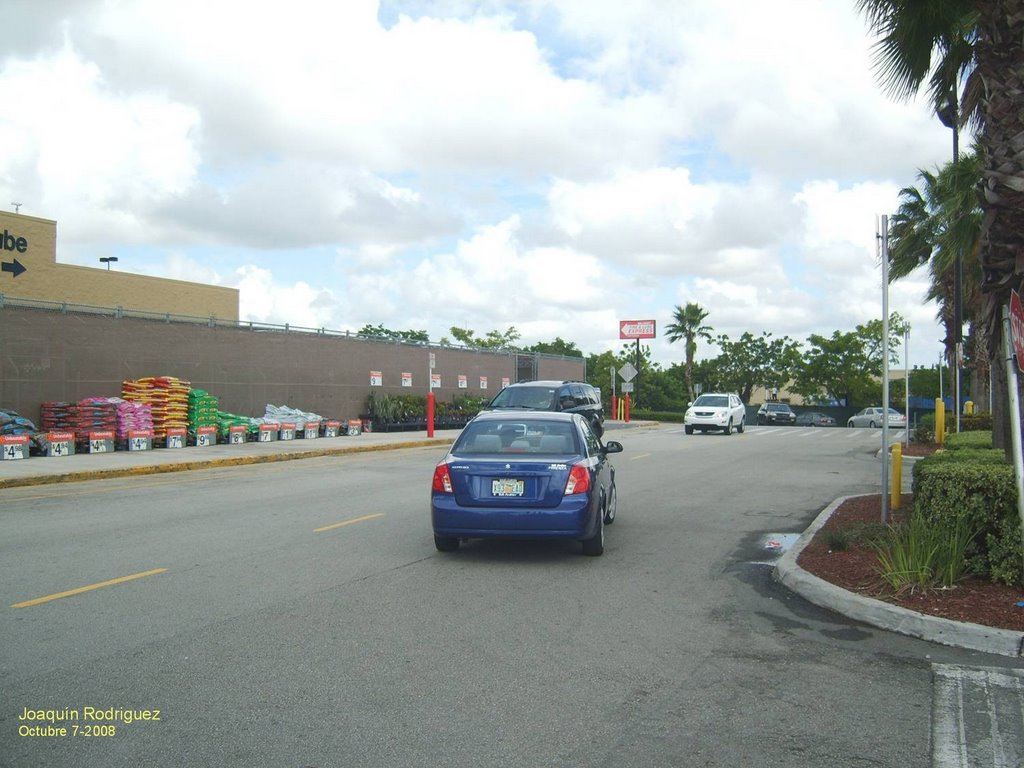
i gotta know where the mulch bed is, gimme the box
[796,487,1024,633]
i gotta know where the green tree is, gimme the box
[857,0,1022,451]
[791,329,879,407]
[906,365,944,402]
[664,303,713,401]
[525,337,583,357]
[617,342,654,409]
[585,350,621,406]
[792,317,906,406]
[446,326,521,349]
[888,150,988,409]
[712,332,803,403]
[356,324,429,343]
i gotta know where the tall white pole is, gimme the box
[880,216,890,524]
[1001,305,1024,585]
[904,327,910,446]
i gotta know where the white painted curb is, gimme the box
[774,495,1024,658]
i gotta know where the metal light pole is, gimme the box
[879,215,891,524]
[904,327,910,446]
[938,90,962,432]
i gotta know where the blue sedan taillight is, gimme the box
[564,464,590,495]
[433,462,453,493]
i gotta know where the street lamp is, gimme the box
[937,90,962,432]
[99,257,118,271]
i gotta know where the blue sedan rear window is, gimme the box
[455,421,579,455]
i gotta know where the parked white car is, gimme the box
[684,393,746,435]
[847,407,907,429]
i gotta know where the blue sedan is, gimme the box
[431,411,623,556]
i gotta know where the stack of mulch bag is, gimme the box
[262,404,323,431]
[215,410,259,438]
[112,399,154,440]
[188,389,219,436]
[122,376,190,439]
[72,398,118,437]
[1,408,47,454]
[40,401,76,431]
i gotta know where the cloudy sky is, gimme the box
[4,0,956,368]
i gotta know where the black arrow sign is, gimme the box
[2,258,26,278]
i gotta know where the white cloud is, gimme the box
[3,0,954,368]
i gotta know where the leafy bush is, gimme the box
[631,410,684,423]
[959,412,993,431]
[917,448,1007,464]
[944,430,993,450]
[366,392,488,430]
[914,412,936,443]
[911,456,1020,586]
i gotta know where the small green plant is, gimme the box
[871,513,979,593]
[914,412,936,443]
[823,529,850,551]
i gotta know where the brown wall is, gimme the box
[0,211,238,320]
[0,305,586,423]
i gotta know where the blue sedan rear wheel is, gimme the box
[434,535,460,552]
[581,515,604,556]
[603,483,617,525]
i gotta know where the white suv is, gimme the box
[684,393,746,435]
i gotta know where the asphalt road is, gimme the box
[2,425,1022,767]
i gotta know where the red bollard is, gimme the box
[624,394,631,423]
[611,394,618,421]
[427,391,435,437]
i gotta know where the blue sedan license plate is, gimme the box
[492,478,524,497]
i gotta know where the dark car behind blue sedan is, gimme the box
[431,411,622,556]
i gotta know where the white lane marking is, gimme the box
[932,665,1024,768]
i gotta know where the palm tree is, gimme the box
[857,0,1023,451]
[664,303,713,401]
[888,150,989,406]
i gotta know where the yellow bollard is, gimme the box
[935,398,945,446]
[890,442,902,509]
[965,400,974,416]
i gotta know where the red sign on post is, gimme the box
[1011,290,1024,372]
[619,319,656,339]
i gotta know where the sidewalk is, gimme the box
[0,429,458,489]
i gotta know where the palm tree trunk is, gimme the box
[969,325,990,411]
[975,1,1024,453]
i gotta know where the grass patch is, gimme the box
[870,513,979,594]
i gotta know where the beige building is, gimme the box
[0,210,238,319]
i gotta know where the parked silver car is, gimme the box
[846,407,906,428]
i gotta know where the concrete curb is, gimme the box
[774,495,1024,658]
[0,437,455,490]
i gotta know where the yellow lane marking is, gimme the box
[0,475,219,503]
[629,452,652,461]
[12,568,168,609]
[314,513,385,534]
